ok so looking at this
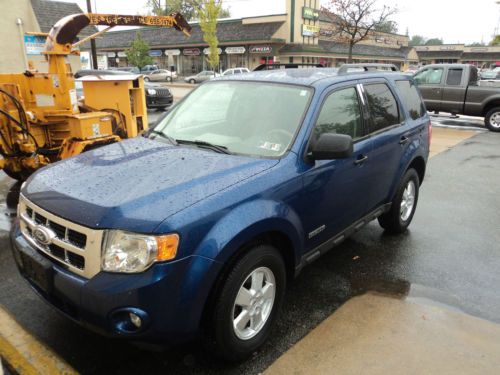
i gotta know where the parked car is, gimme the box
[184,70,220,84]
[74,70,173,110]
[144,82,173,110]
[414,64,500,131]
[144,69,178,82]
[111,66,141,74]
[479,67,500,80]
[221,67,250,76]
[141,64,160,73]
[11,65,429,361]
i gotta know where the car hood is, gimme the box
[24,137,279,232]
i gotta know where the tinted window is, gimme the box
[395,80,426,120]
[364,83,400,132]
[314,87,363,140]
[414,68,444,84]
[446,68,463,85]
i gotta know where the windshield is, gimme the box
[151,81,313,157]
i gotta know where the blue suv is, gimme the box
[11,65,430,360]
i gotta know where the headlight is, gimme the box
[102,230,179,273]
[147,89,157,95]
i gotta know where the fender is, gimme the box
[480,95,500,114]
[193,199,305,266]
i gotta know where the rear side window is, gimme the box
[364,83,400,132]
[446,68,463,85]
[314,87,363,140]
[395,80,426,120]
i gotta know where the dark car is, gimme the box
[12,65,429,361]
[74,69,173,110]
[144,82,173,110]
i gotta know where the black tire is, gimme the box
[3,166,30,181]
[206,244,286,362]
[189,79,196,84]
[144,77,150,82]
[484,107,500,132]
[378,168,420,234]
[166,76,172,82]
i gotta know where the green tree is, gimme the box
[125,33,154,69]
[322,0,397,63]
[490,35,500,46]
[467,42,485,47]
[197,0,223,73]
[374,20,398,34]
[147,0,230,21]
[425,38,443,45]
[409,35,426,46]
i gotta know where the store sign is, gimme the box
[440,46,456,51]
[302,6,320,21]
[107,52,116,57]
[183,48,201,56]
[250,46,273,54]
[320,28,334,37]
[203,47,222,55]
[24,35,46,55]
[225,46,246,54]
[470,47,488,52]
[415,46,429,51]
[117,51,127,57]
[165,49,181,56]
[148,50,163,57]
[302,24,320,37]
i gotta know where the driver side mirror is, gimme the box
[310,133,353,160]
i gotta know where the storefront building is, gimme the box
[415,45,500,67]
[86,0,416,74]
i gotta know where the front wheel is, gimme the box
[189,79,196,84]
[166,76,172,82]
[378,168,420,234]
[484,107,500,132]
[206,244,286,361]
[144,77,150,82]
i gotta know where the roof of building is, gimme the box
[31,0,97,37]
[89,19,285,50]
[319,41,408,58]
[416,50,463,59]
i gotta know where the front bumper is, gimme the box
[146,94,173,108]
[10,220,221,344]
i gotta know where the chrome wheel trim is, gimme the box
[232,266,276,341]
[490,112,500,129]
[400,180,416,221]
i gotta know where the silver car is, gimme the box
[184,71,220,84]
[144,69,178,82]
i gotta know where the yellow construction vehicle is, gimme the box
[0,13,191,180]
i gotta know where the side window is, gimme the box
[313,87,363,141]
[364,83,400,132]
[395,80,427,120]
[414,68,444,84]
[446,68,463,85]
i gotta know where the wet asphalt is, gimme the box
[0,130,499,374]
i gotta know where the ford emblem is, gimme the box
[32,225,56,246]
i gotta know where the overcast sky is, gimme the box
[71,0,500,44]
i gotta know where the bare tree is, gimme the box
[322,0,397,63]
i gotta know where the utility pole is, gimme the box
[86,0,98,69]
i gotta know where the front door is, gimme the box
[414,66,445,112]
[299,83,373,251]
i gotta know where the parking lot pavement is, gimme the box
[0,128,499,374]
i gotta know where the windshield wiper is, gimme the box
[148,130,178,145]
[176,139,231,154]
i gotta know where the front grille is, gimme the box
[18,196,102,279]
[155,88,172,97]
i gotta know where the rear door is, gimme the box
[441,66,466,114]
[359,79,409,212]
[414,66,445,111]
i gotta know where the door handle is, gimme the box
[354,155,368,165]
[399,136,409,145]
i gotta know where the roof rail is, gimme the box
[337,63,399,74]
[253,63,324,71]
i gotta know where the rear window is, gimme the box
[395,80,427,120]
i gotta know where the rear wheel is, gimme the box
[378,168,420,234]
[206,244,286,361]
[484,107,500,132]
[144,77,150,82]
[189,79,196,84]
[166,76,172,82]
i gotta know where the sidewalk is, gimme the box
[265,293,500,375]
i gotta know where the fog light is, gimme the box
[129,312,142,328]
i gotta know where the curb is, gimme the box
[0,307,77,374]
